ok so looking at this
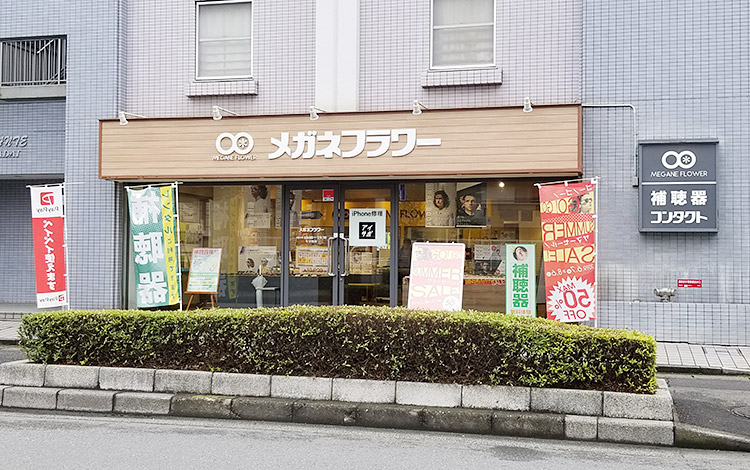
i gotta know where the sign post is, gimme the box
[505,244,536,317]
[407,242,465,311]
[538,181,597,323]
[29,185,68,308]
[639,142,718,232]
[127,185,181,309]
[185,247,222,309]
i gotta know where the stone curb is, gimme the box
[0,385,682,449]
[674,423,750,452]
[657,364,750,376]
[0,360,674,419]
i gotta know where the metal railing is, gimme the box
[0,37,67,87]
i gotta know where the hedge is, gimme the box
[19,306,657,393]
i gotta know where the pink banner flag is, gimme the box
[30,186,67,308]
[539,182,596,322]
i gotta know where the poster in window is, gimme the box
[425,183,456,227]
[238,245,279,275]
[456,182,487,227]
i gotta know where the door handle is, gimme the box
[341,236,350,277]
[327,235,337,276]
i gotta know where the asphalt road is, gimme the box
[0,410,747,470]
[664,373,750,437]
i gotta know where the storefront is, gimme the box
[100,105,581,312]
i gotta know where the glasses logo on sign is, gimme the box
[214,132,256,161]
[661,150,696,170]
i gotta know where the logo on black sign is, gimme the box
[359,222,375,240]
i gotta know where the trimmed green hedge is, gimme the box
[19,306,657,393]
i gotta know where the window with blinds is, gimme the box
[196,0,253,80]
[431,0,495,69]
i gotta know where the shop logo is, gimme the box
[40,192,55,206]
[216,132,254,155]
[661,150,696,170]
[359,222,376,240]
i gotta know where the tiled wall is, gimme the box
[0,0,122,308]
[583,1,749,344]
[125,0,315,117]
[360,0,582,110]
[3,0,747,345]
[0,101,65,177]
[0,181,56,302]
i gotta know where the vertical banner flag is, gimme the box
[30,185,68,308]
[407,242,465,311]
[505,244,536,316]
[538,181,597,322]
[127,186,180,308]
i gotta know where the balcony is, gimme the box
[0,37,67,99]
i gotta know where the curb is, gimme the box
[674,423,750,453]
[657,365,750,376]
[0,388,676,447]
[0,360,682,448]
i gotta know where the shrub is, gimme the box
[19,306,657,393]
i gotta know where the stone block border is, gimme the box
[0,361,677,447]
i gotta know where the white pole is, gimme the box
[173,182,183,311]
[62,183,70,311]
[593,177,600,328]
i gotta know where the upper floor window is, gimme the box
[0,37,67,98]
[431,0,495,69]
[196,0,253,80]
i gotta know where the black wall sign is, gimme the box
[639,142,718,232]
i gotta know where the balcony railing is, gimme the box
[0,37,67,87]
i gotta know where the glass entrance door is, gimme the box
[286,185,394,306]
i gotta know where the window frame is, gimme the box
[429,0,497,71]
[195,0,254,81]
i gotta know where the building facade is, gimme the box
[1,1,747,345]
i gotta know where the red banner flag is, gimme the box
[30,186,67,308]
[539,181,596,322]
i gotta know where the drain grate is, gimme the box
[731,406,750,419]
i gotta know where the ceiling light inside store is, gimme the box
[498,181,505,188]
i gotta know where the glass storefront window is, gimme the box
[397,180,544,315]
[177,184,283,308]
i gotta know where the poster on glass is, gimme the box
[425,183,456,227]
[456,182,487,227]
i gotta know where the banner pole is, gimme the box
[62,183,70,311]
[173,182,183,311]
[593,177,599,328]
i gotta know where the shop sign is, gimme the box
[505,244,536,317]
[1,134,28,159]
[127,186,181,307]
[677,279,702,288]
[295,246,329,274]
[639,142,718,232]
[212,128,441,162]
[407,242,465,311]
[322,189,334,202]
[539,181,597,322]
[349,208,386,247]
[185,247,222,294]
[30,185,67,308]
